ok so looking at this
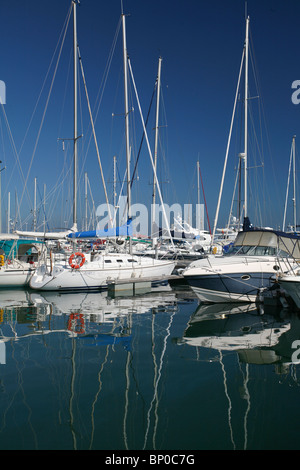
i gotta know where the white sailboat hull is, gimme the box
[0,271,33,287]
[0,263,35,287]
[29,253,175,291]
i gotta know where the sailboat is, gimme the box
[29,3,175,292]
[183,16,300,303]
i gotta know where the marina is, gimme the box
[1,0,300,453]
[0,283,300,450]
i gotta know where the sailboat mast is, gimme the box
[152,57,162,244]
[43,184,46,234]
[293,135,296,231]
[197,160,200,230]
[73,0,78,232]
[113,155,117,215]
[244,16,249,220]
[122,13,132,252]
[7,192,10,233]
[34,177,37,232]
[85,172,88,231]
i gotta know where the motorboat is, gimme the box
[183,228,300,303]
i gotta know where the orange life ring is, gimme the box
[69,252,85,269]
[67,313,84,334]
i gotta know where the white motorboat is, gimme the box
[183,229,300,303]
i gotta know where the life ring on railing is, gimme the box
[67,313,85,334]
[69,252,85,269]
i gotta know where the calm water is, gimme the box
[0,283,299,451]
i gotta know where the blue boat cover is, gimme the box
[68,218,133,239]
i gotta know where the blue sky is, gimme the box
[1,0,300,233]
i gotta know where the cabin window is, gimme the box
[104,260,112,263]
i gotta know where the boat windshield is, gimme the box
[225,244,290,257]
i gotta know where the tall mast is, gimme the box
[43,184,46,234]
[197,160,200,230]
[85,172,88,231]
[152,57,162,245]
[7,192,10,233]
[244,16,249,221]
[122,13,132,252]
[33,177,37,232]
[293,135,296,231]
[72,0,78,232]
[113,155,117,215]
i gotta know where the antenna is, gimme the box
[245,1,248,20]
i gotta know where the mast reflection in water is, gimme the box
[0,286,299,450]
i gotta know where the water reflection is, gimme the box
[177,301,300,368]
[0,285,194,450]
[0,286,300,450]
[174,301,300,450]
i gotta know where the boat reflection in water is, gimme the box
[176,302,296,366]
[174,302,300,450]
[1,286,300,450]
[0,285,194,450]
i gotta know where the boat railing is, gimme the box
[276,254,300,276]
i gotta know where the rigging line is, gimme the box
[87,177,97,227]
[6,5,73,218]
[0,104,32,208]
[212,47,245,245]
[77,46,113,227]
[36,184,50,232]
[82,18,122,161]
[199,164,212,234]
[42,146,72,217]
[249,30,264,158]
[128,58,175,248]
[19,5,72,213]
[0,114,5,162]
[227,156,241,233]
[249,28,279,221]
[131,79,157,188]
[44,154,74,228]
[19,4,73,159]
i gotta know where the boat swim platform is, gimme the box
[107,274,184,297]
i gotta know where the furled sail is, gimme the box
[67,219,133,239]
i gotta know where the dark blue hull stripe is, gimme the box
[185,272,274,297]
